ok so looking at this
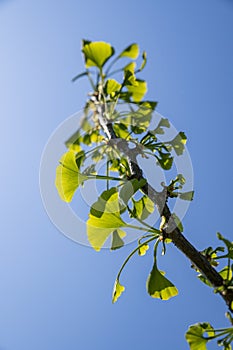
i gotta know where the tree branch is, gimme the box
[94,98,233,311]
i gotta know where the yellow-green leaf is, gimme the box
[138,244,149,256]
[55,151,88,202]
[124,61,136,73]
[146,260,178,300]
[119,43,139,59]
[170,132,187,155]
[185,323,214,350]
[87,192,127,251]
[126,80,147,102]
[179,191,194,201]
[112,280,125,303]
[105,79,121,95]
[219,266,232,281]
[82,40,115,68]
[131,196,154,221]
[111,229,126,250]
[138,51,147,71]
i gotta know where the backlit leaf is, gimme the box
[87,192,127,251]
[119,43,139,59]
[185,323,215,350]
[138,51,147,71]
[217,233,233,259]
[156,152,173,170]
[55,151,88,202]
[112,280,125,303]
[131,196,154,220]
[219,266,232,281]
[153,118,170,135]
[82,40,115,68]
[119,178,147,206]
[113,122,129,139]
[124,69,138,86]
[105,79,121,95]
[179,191,194,201]
[111,229,126,250]
[138,243,149,256]
[90,187,118,218]
[147,261,178,300]
[169,131,187,155]
[124,61,136,73]
[126,80,147,101]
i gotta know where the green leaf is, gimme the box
[113,122,129,139]
[119,178,147,205]
[179,191,194,201]
[126,80,147,102]
[55,151,88,202]
[197,274,212,287]
[124,61,136,73]
[169,131,187,155]
[138,243,149,256]
[138,51,147,71]
[138,100,157,111]
[112,280,125,303]
[65,129,82,150]
[119,43,139,59]
[147,262,178,300]
[171,213,184,232]
[153,118,170,135]
[111,229,126,250]
[146,243,178,300]
[185,323,215,350]
[105,79,121,95]
[176,173,186,185]
[220,266,232,281]
[217,233,233,259]
[131,196,154,220]
[123,69,138,87]
[90,187,118,218]
[156,152,173,170]
[82,40,115,68]
[87,192,127,251]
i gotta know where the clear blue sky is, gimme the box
[0,0,233,349]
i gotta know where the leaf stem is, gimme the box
[126,204,160,233]
[126,224,160,234]
[116,236,159,281]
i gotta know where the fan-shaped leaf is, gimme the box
[185,323,214,350]
[55,151,88,202]
[138,244,149,256]
[126,80,147,101]
[119,43,139,59]
[105,79,121,95]
[124,61,136,73]
[87,192,127,251]
[131,196,154,220]
[111,229,126,250]
[169,131,187,155]
[217,233,233,259]
[82,40,115,68]
[138,51,147,71]
[112,280,125,303]
[179,191,194,201]
[146,258,178,300]
[119,178,147,205]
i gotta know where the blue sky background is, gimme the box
[1,0,233,349]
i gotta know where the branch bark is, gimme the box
[94,99,233,311]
